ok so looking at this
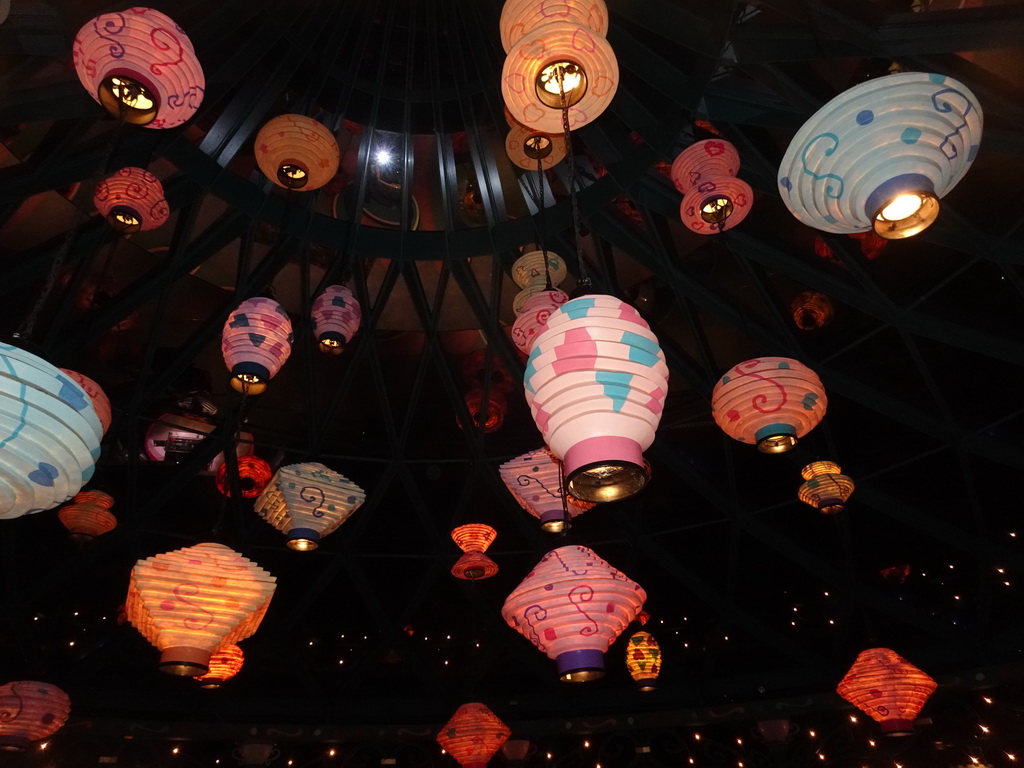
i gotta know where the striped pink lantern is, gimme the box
[221,297,294,395]
[499,0,609,53]
[524,295,668,503]
[711,357,827,453]
[0,681,70,750]
[512,290,568,357]
[499,448,593,532]
[311,285,361,355]
[502,545,645,681]
[93,167,169,233]
[670,139,752,234]
[73,8,204,129]
[59,369,111,436]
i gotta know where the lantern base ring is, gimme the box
[564,436,649,503]
[879,718,914,737]
[317,332,347,356]
[540,508,571,533]
[865,173,939,240]
[556,649,605,682]
[160,646,211,676]
[230,361,270,395]
[755,424,798,454]
[287,528,321,551]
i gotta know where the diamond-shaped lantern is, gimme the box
[837,648,936,736]
[221,297,294,395]
[437,702,511,768]
[311,285,361,355]
[625,631,661,691]
[0,681,70,750]
[451,524,499,580]
[798,461,855,514]
[499,449,593,532]
[194,644,244,689]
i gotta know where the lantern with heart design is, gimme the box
[671,139,753,234]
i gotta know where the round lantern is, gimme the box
[524,295,668,503]
[93,167,169,233]
[215,455,272,499]
[221,297,294,395]
[499,0,609,52]
[506,123,567,171]
[837,648,936,736]
[512,250,568,290]
[254,462,366,551]
[790,291,834,331]
[502,545,646,681]
[255,114,340,191]
[194,644,244,688]
[73,8,204,128]
[126,542,277,675]
[512,289,568,357]
[670,139,753,234]
[0,343,102,520]
[451,524,499,580]
[779,72,982,239]
[58,490,116,541]
[144,411,255,473]
[437,702,511,768]
[625,631,661,691]
[498,448,593,532]
[462,388,507,433]
[502,21,618,134]
[798,461,855,514]
[711,357,827,453]
[59,369,111,436]
[0,681,70,751]
[311,285,361,355]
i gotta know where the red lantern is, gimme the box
[837,648,936,736]
[215,455,272,499]
[625,631,661,691]
[194,644,244,688]
[58,490,116,541]
[451,524,499,580]
[221,297,294,395]
[790,291,834,331]
[437,702,511,768]
[671,139,753,234]
[93,167,169,233]
[462,388,507,433]
[311,285,361,355]
[0,681,71,750]
[498,449,593,532]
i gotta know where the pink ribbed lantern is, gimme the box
[93,166,169,233]
[512,290,568,357]
[311,285,361,355]
[0,681,71,750]
[524,295,668,503]
[221,297,294,395]
[59,369,111,436]
[73,8,204,129]
[437,702,511,768]
[499,448,593,532]
[255,114,340,190]
[502,545,645,681]
[712,357,827,453]
[499,0,609,53]
[670,139,752,234]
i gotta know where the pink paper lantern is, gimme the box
[499,448,593,532]
[311,285,361,355]
[93,166,169,233]
[502,545,645,681]
[711,357,827,453]
[0,681,70,750]
[512,290,568,357]
[59,369,112,436]
[221,297,294,395]
[73,8,204,129]
[499,0,609,53]
[670,139,753,234]
[523,295,668,502]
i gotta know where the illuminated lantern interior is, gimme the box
[255,114,340,191]
[221,297,294,395]
[93,167,169,233]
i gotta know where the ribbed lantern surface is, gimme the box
[625,631,661,691]
[499,0,608,52]
[798,461,855,514]
[499,448,593,532]
[671,139,752,234]
[502,545,646,681]
[505,122,567,171]
[58,490,117,541]
[255,115,340,190]
[254,462,366,551]
[451,524,499,580]
[437,702,511,768]
[512,290,568,357]
[0,343,102,520]
[311,285,361,355]
[93,167,169,232]
[837,648,936,736]
[125,542,277,676]
[221,297,294,395]
[216,455,273,499]
[711,357,826,453]
[194,644,244,688]
[73,7,204,128]
[59,369,112,436]
[0,681,70,750]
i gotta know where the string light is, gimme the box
[172,747,180,755]
[809,731,817,738]
[979,725,990,734]
[1006,754,1017,762]
[695,733,701,741]
[329,749,337,757]
[850,715,858,723]
[39,743,49,751]
[869,741,876,748]
[584,742,590,748]
[983,697,993,704]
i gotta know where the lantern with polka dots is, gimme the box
[59,369,112,436]
[625,631,661,691]
[0,681,71,750]
[499,449,593,532]
[798,461,854,514]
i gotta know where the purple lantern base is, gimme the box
[556,649,605,682]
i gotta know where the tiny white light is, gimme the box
[375,149,392,166]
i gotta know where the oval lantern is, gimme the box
[798,460,855,514]
[58,490,116,541]
[499,448,593,532]
[837,648,936,736]
[311,285,361,355]
[437,702,511,768]
[499,0,609,52]
[711,357,826,453]
[215,455,273,499]
[502,545,646,681]
[93,167,169,233]
[221,297,294,395]
[126,542,276,676]
[254,462,366,551]
[512,289,568,357]
[625,631,661,691]
[73,8,204,128]
[524,295,668,503]
[194,644,244,689]
[0,681,70,751]
[670,139,753,234]
[59,369,112,436]
[451,524,499,581]
[255,114,340,190]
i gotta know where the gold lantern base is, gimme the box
[872,191,939,240]
[160,646,212,676]
[567,460,649,503]
[536,60,588,109]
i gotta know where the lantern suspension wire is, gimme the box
[536,153,554,291]
[557,454,571,533]
[558,72,591,290]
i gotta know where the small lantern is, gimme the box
[670,139,753,234]
[511,250,568,318]
[254,462,366,551]
[799,460,855,514]
[837,648,937,736]
[625,631,661,691]
[93,167,169,233]
[451,524,499,580]
[73,8,204,128]
[59,368,112,436]
[502,545,646,681]
[498,448,593,532]
[506,123,567,170]
[255,115,340,191]
[0,681,70,751]
[221,297,294,395]
[126,542,276,676]
[437,702,511,768]
[58,490,116,541]
[711,357,827,453]
[462,388,507,433]
[511,289,568,357]
[215,455,273,499]
[194,644,244,688]
[311,285,361,355]
[499,0,609,52]
[790,291,834,331]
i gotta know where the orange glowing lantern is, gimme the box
[437,702,511,768]
[215,455,273,499]
[125,542,276,676]
[451,524,499,580]
[498,449,594,532]
[93,166,169,233]
[790,291,834,331]
[837,648,936,736]
[255,114,340,191]
[58,490,116,541]
[625,631,661,691]
[0,681,70,751]
[194,644,244,688]
[798,461,855,514]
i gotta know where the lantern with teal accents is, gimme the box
[221,297,294,395]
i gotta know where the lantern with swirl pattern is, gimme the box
[93,167,169,233]
[0,681,71,751]
[58,490,117,542]
[837,648,936,736]
[194,644,244,689]
[499,448,593,532]
[311,285,361,355]
[221,297,294,395]
[255,115,340,191]
[451,524,499,580]
[437,702,511,768]
[671,140,752,234]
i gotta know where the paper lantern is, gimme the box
[58,490,116,541]
[790,291,834,331]
[73,8,204,128]
[625,631,661,691]
[498,448,593,532]
[194,644,244,688]
[670,139,752,234]
[501,741,532,763]
[451,524,499,580]
[215,455,273,499]
[221,297,294,395]
[462,388,507,434]
[254,462,365,551]
[512,251,568,316]
[502,545,646,681]
[711,357,826,453]
[499,0,609,52]
[0,681,70,751]
[837,648,936,736]
[255,114,340,190]
[59,369,112,436]
[0,343,102,520]
[438,703,510,768]
[512,289,568,357]
[126,542,276,675]
[506,123,567,170]
[144,411,255,472]
[799,461,855,514]
[779,72,982,239]
[524,295,668,502]
[311,285,361,355]
[93,167,169,233]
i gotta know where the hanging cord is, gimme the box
[557,452,571,534]
[536,151,553,291]
[558,72,591,291]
